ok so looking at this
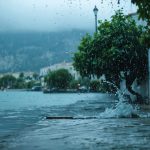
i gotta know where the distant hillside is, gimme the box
[0,30,90,73]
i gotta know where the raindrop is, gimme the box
[32,4,36,8]
[45,4,48,8]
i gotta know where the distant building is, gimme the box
[40,62,80,80]
[13,72,35,79]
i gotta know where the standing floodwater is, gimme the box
[0,91,150,150]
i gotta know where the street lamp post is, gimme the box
[148,48,150,102]
[93,5,98,33]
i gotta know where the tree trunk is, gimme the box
[125,73,144,104]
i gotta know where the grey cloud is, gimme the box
[0,0,137,32]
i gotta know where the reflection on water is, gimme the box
[0,91,150,150]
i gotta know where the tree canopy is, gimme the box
[45,69,73,89]
[0,75,16,88]
[131,0,150,25]
[73,10,148,103]
[131,0,150,47]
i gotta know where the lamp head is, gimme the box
[93,5,98,16]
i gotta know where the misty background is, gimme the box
[0,0,137,73]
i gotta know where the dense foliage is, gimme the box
[131,0,150,25]
[0,75,16,89]
[90,80,100,92]
[45,69,73,89]
[0,73,39,89]
[73,11,148,103]
[131,0,150,47]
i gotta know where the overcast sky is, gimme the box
[0,0,137,32]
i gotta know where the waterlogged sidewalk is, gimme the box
[6,118,150,150]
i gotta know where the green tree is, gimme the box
[45,69,73,89]
[131,0,150,47]
[131,0,150,25]
[90,80,100,92]
[19,72,24,79]
[25,81,36,89]
[78,77,90,89]
[69,80,80,89]
[33,73,39,80]
[14,78,26,89]
[73,10,148,103]
[0,75,16,88]
[14,72,26,89]
[73,34,94,78]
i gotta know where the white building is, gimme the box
[40,62,80,80]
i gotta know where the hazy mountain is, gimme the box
[0,30,90,73]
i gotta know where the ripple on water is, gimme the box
[5,118,150,150]
[0,92,150,150]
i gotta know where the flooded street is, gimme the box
[0,91,150,149]
[0,0,149,149]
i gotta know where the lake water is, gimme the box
[0,91,150,150]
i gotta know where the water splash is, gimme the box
[99,101,139,118]
[102,80,125,102]
[99,80,139,118]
